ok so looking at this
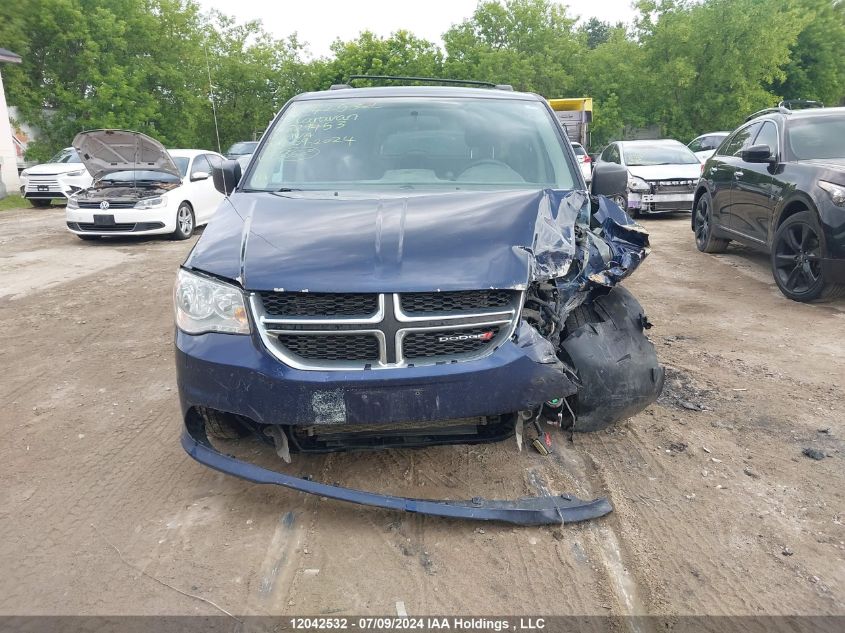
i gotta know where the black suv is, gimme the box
[692,102,845,302]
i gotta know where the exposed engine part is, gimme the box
[522,281,563,347]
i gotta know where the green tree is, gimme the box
[315,30,443,88]
[578,17,618,49]
[443,0,580,95]
[201,11,309,151]
[634,0,808,140]
[773,0,845,106]
[0,0,214,160]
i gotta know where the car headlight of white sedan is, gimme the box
[174,268,251,335]
[628,175,651,192]
[135,194,168,210]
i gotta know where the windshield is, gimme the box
[624,144,699,166]
[99,170,181,184]
[788,115,845,160]
[244,97,577,191]
[49,148,82,164]
[173,157,189,177]
[227,142,258,155]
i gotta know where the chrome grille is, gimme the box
[77,200,137,209]
[25,175,62,195]
[251,291,521,370]
[402,326,502,360]
[277,333,380,362]
[400,290,513,314]
[260,292,378,317]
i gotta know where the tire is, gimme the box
[30,199,52,208]
[172,202,195,240]
[693,192,729,253]
[200,409,250,440]
[771,210,845,302]
[76,234,99,241]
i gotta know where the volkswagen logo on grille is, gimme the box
[99,201,110,210]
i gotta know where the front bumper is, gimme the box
[628,192,694,213]
[23,173,92,200]
[176,329,578,427]
[66,206,175,236]
[181,409,612,525]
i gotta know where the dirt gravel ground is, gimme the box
[1,205,843,625]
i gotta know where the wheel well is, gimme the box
[776,200,809,229]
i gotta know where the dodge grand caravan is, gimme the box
[175,80,664,525]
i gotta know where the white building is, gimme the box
[0,48,23,197]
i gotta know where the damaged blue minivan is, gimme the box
[174,80,664,525]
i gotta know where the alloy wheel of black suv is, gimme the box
[772,211,840,301]
[692,104,845,302]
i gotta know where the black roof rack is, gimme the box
[779,99,824,110]
[337,75,513,91]
[745,99,826,121]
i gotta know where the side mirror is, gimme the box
[190,170,210,182]
[741,144,775,163]
[211,159,242,195]
[591,162,629,199]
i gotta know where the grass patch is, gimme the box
[0,194,29,211]
[0,195,65,211]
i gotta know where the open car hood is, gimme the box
[72,129,180,180]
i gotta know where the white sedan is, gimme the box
[66,130,225,240]
[20,147,93,207]
[594,139,702,216]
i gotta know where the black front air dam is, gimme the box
[181,413,612,526]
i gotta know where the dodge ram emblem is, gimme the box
[100,201,110,210]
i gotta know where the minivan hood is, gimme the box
[186,189,599,293]
[627,163,701,180]
[72,129,180,180]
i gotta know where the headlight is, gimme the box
[819,181,845,207]
[174,268,250,335]
[628,175,650,192]
[135,194,167,209]
[20,170,29,178]
[65,169,85,177]
[67,197,79,210]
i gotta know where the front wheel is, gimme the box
[771,211,843,302]
[172,202,195,240]
[693,193,729,253]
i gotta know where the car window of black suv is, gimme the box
[722,123,761,157]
